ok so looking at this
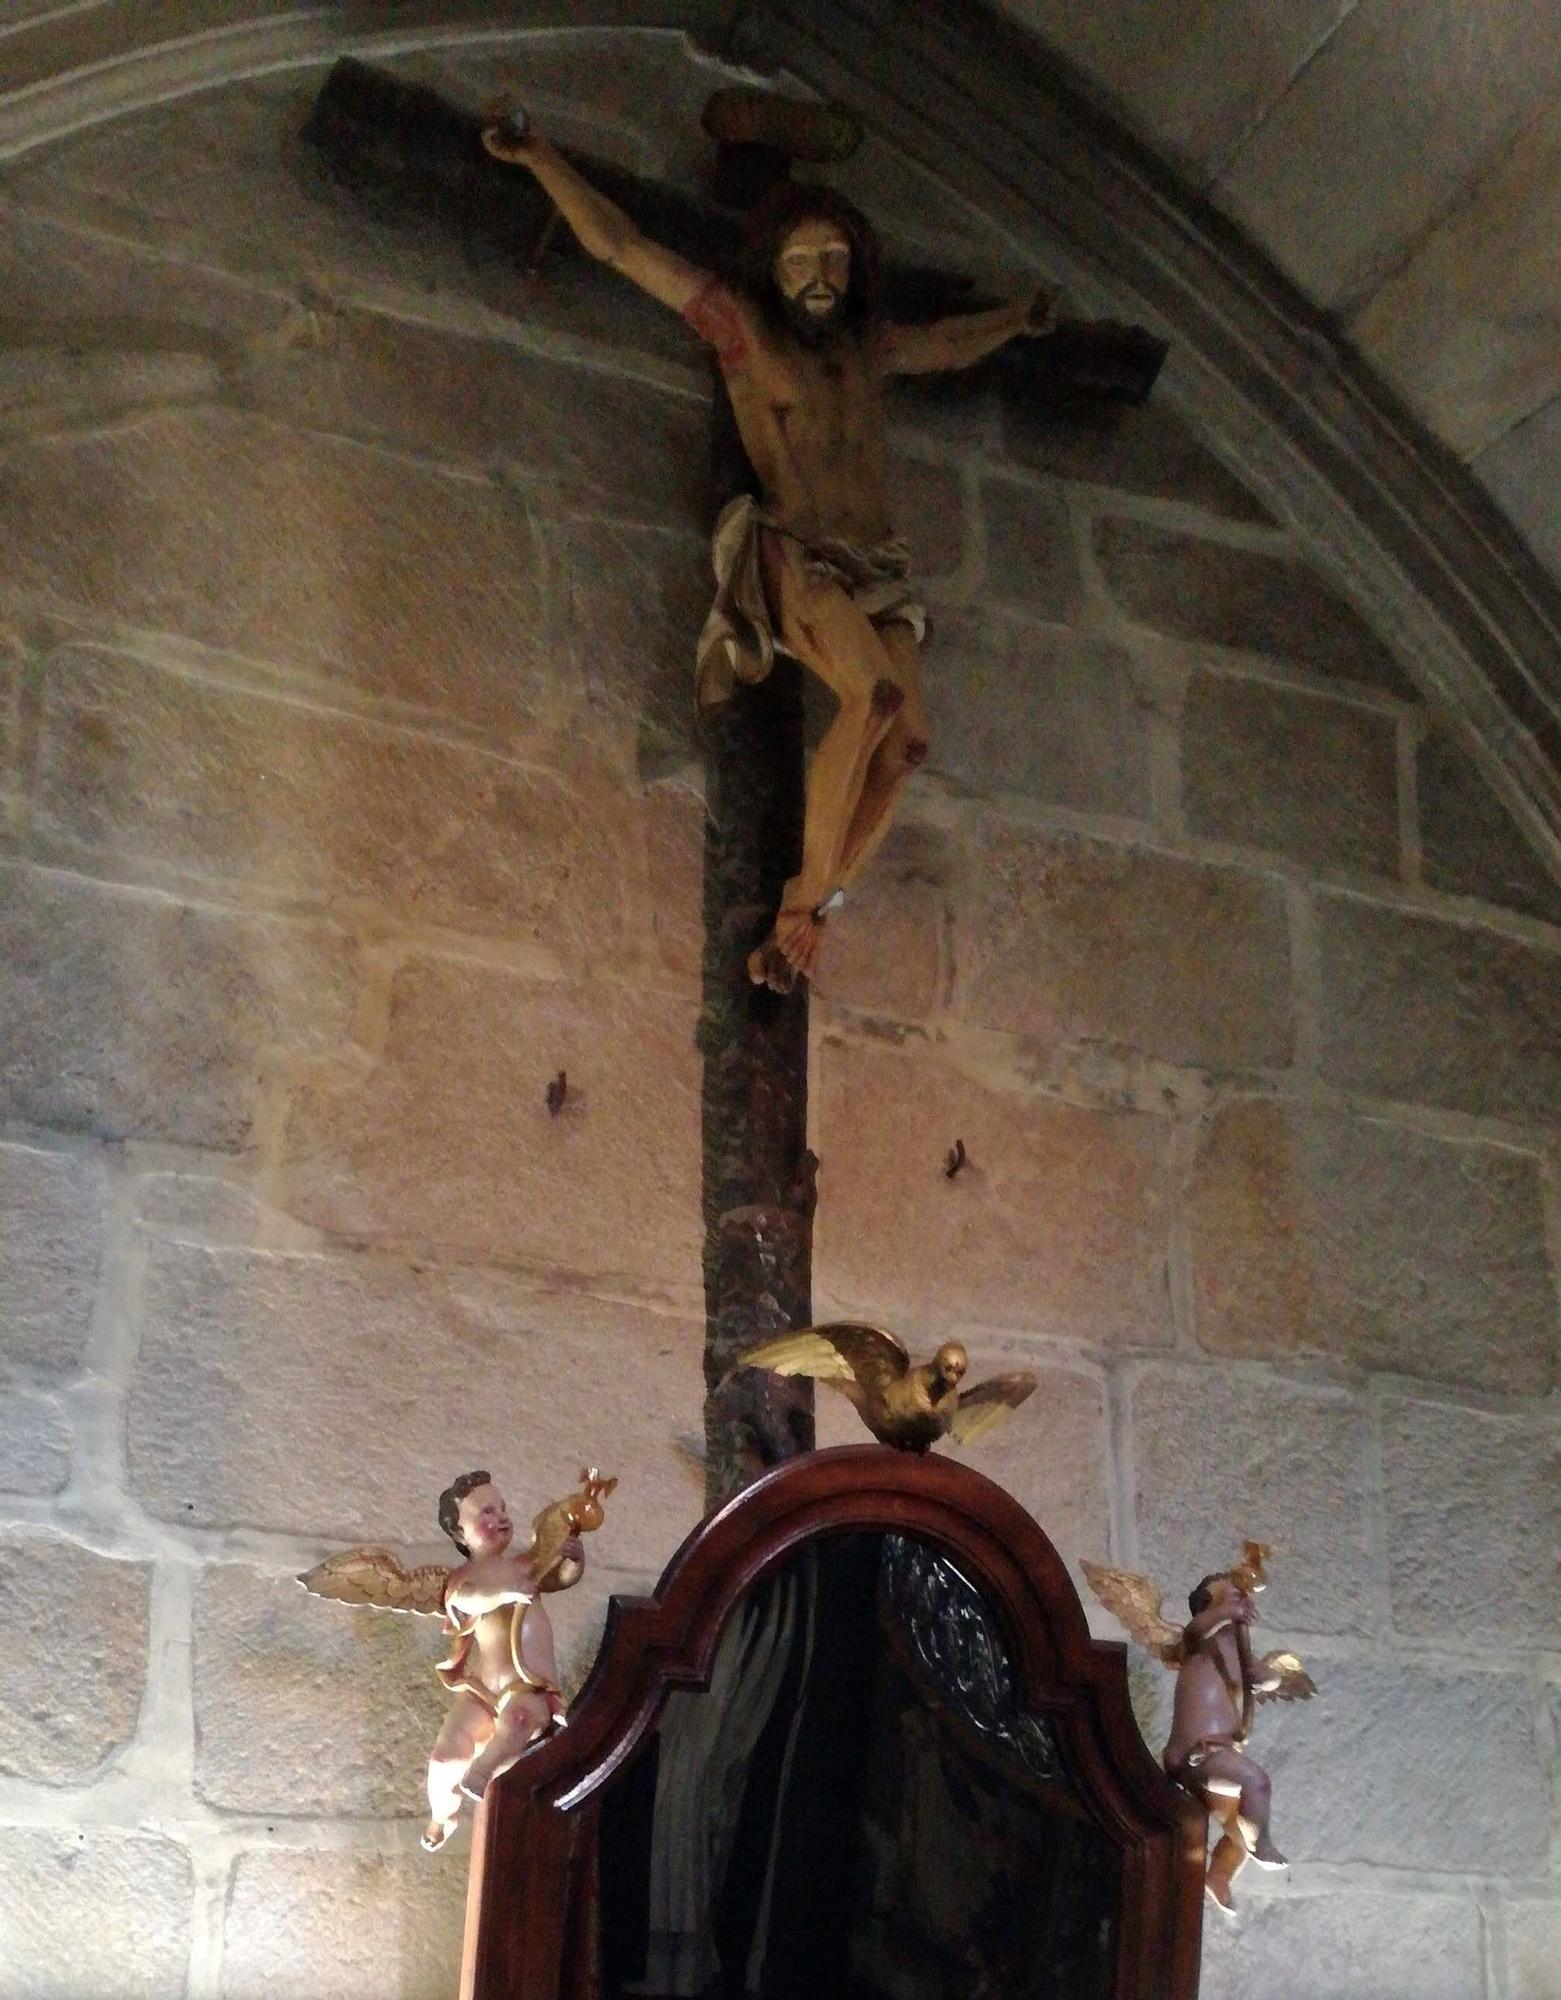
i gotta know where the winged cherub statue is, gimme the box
[725,1321,1036,1451]
[1081,1541,1315,1910]
[299,1466,616,1852]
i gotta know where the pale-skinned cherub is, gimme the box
[1083,1541,1316,1911]
[299,1466,615,1852]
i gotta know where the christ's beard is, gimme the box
[780,288,848,347]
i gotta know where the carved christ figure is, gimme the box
[483,118,1054,989]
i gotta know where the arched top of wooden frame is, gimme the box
[463,1446,1205,2000]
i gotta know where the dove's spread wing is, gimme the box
[1255,1651,1316,1703]
[297,1548,450,1616]
[946,1369,1037,1446]
[733,1322,909,1392]
[1080,1560,1184,1664]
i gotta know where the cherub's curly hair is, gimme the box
[1187,1574,1225,1617]
[738,178,883,334]
[438,1469,492,1554]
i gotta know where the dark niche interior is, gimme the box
[597,1532,1117,2000]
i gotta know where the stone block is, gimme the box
[1001,397,1273,524]
[0,1389,70,1495]
[0,1829,191,2000]
[0,629,22,794]
[1508,1898,1561,2000]
[0,197,277,357]
[1416,727,1561,925]
[1010,0,1353,179]
[1355,102,1561,453]
[1219,0,1561,307]
[1093,519,1408,693]
[239,304,707,528]
[1476,393,1561,592]
[221,1848,464,2000]
[129,1241,705,1558]
[1201,1889,1483,2000]
[819,819,949,1021]
[644,780,704,986]
[1384,1399,1561,1645]
[814,1037,1174,1349]
[926,611,1152,817]
[978,477,1084,620]
[1257,1660,1549,1870]
[1181,672,1400,875]
[961,825,1294,1070]
[548,515,708,779]
[1129,1366,1374,1634]
[194,1564,450,1817]
[0,1532,150,1783]
[0,1141,105,1376]
[891,454,965,578]
[0,865,356,1148]
[34,644,634,950]
[3,406,554,730]
[1189,1099,1557,1393]
[281,965,700,1283]
[1316,892,1561,1122]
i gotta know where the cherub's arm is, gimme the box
[445,1553,541,1619]
[481,124,709,315]
[1184,1596,1252,1647]
[883,288,1056,376]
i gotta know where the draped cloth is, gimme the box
[627,1558,818,1997]
[695,494,927,711]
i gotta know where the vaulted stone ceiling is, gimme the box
[1000,0,1561,587]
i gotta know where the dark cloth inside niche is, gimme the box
[598,1535,1117,1999]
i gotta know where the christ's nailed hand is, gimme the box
[481,105,534,166]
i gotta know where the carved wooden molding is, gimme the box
[463,1444,1206,1999]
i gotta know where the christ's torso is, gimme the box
[724,322,892,548]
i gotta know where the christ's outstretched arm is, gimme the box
[482,122,710,314]
[883,288,1056,375]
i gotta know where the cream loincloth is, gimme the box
[695,494,927,711]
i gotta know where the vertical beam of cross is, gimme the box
[698,655,817,1509]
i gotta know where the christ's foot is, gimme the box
[421,1815,458,1853]
[746,936,798,993]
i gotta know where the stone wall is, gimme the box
[0,28,1556,2000]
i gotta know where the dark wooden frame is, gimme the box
[460,1445,1205,1999]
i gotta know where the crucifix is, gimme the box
[302,63,1164,1507]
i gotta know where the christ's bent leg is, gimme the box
[831,620,928,894]
[749,533,905,985]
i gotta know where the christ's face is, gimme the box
[456,1482,513,1557]
[774,218,852,325]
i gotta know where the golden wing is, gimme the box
[1080,1559,1184,1664]
[946,1370,1038,1447]
[728,1321,910,1393]
[296,1547,450,1617]
[1254,1651,1317,1703]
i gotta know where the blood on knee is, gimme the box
[871,677,905,718]
[904,735,930,769]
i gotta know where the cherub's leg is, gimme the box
[749,534,903,988]
[424,1694,492,1851]
[1203,1797,1248,1913]
[1196,1748,1282,1908]
[459,1687,555,1803]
